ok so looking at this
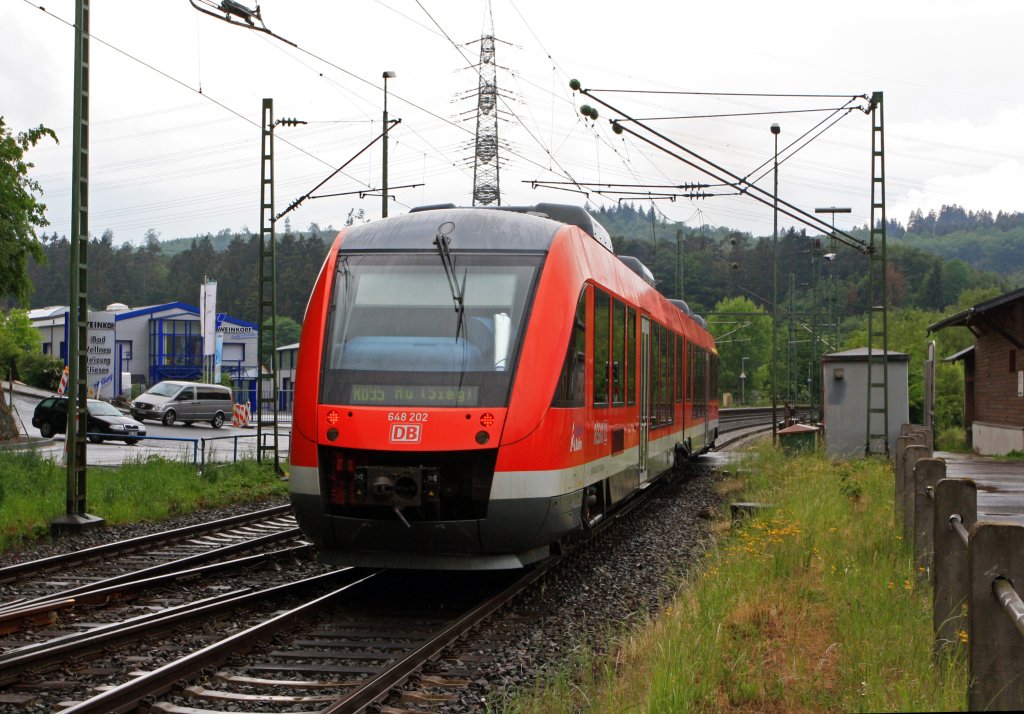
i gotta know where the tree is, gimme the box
[709,296,771,404]
[0,116,57,305]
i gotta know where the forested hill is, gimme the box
[893,205,1024,282]
[22,203,1015,325]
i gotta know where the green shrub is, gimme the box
[17,352,64,391]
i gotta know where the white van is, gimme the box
[130,381,233,428]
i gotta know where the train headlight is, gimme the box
[479,412,495,427]
[326,410,340,425]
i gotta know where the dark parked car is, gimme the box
[32,397,146,444]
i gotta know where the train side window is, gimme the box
[686,343,694,403]
[612,299,625,405]
[660,323,672,424]
[626,308,636,406]
[552,289,586,407]
[675,334,682,403]
[593,288,610,407]
[649,322,660,423]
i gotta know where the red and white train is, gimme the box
[289,203,719,569]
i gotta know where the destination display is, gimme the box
[349,384,480,406]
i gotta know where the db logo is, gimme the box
[389,423,422,443]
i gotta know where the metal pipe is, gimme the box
[949,513,969,547]
[994,577,1024,639]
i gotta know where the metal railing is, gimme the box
[896,425,1024,710]
[86,432,291,471]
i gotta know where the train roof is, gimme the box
[338,203,613,253]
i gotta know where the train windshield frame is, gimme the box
[320,251,544,408]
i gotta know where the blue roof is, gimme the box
[114,302,258,329]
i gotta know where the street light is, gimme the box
[382,70,396,218]
[771,123,780,442]
[740,356,748,405]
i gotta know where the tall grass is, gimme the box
[0,451,289,553]
[506,446,967,712]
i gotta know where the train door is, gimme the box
[639,316,650,479]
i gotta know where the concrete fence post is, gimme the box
[910,425,934,452]
[895,435,922,525]
[913,458,945,578]
[969,521,1024,711]
[933,478,976,651]
[903,444,930,544]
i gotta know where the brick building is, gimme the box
[928,287,1024,455]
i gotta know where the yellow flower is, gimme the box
[958,630,968,644]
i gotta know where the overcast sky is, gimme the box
[4,0,1023,246]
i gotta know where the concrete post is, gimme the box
[895,435,922,525]
[912,458,945,579]
[933,479,976,650]
[969,522,1024,711]
[910,425,934,452]
[901,423,914,437]
[903,444,930,544]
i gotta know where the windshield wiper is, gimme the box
[433,222,467,341]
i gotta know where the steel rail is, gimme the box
[0,525,302,615]
[0,567,360,687]
[0,504,293,583]
[59,571,379,714]
[0,544,311,638]
[322,564,553,712]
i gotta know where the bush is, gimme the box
[17,352,64,391]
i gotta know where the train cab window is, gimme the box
[593,289,610,407]
[626,308,636,406]
[552,290,587,407]
[320,252,543,407]
[612,299,625,405]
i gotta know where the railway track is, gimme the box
[0,506,309,656]
[0,420,755,712]
[715,405,810,450]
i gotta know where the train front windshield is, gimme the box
[320,252,543,407]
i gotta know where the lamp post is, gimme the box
[771,122,780,442]
[740,356,748,405]
[382,70,396,218]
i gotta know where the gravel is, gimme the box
[427,461,726,712]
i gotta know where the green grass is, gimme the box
[936,427,970,453]
[0,450,289,553]
[504,446,967,713]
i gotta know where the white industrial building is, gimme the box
[29,302,260,404]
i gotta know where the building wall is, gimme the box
[822,354,910,459]
[971,301,1024,430]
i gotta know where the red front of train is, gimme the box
[289,204,718,569]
